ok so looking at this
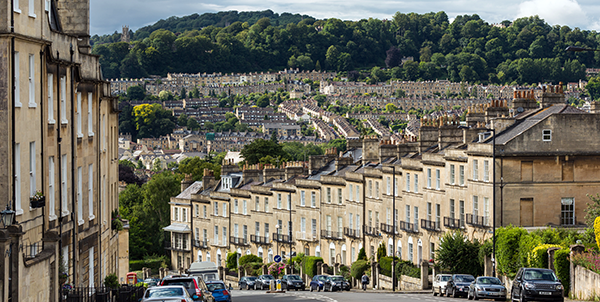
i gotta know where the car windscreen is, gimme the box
[287,275,301,280]
[523,270,558,281]
[478,277,502,285]
[207,283,226,291]
[246,277,257,281]
[440,276,451,281]
[331,277,345,282]
[146,288,184,297]
[455,275,474,282]
[263,275,274,280]
[162,279,194,289]
[317,276,327,281]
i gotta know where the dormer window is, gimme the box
[542,129,552,142]
[222,177,232,190]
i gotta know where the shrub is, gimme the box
[268,262,286,278]
[396,260,420,279]
[572,250,600,274]
[226,252,239,270]
[239,254,262,267]
[436,231,483,276]
[357,248,367,261]
[239,262,264,276]
[595,217,600,250]
[340,265,351,280]
[376,243,386,261]
[554,248,570,296]
[496,226,529,277]
[129,256,168,272]
[303,256,323,277]
[530,244,562,269]
[104,273,119,288]
[350,260,370,279]
[379,257,398,277]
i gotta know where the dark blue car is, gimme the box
[309,275,328,292]
[206,281,231,302]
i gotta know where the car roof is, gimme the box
[206,280,225,284]
[329,275,344,277]
[150,285,187,290]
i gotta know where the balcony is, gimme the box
[380,223,400,235]
[444,217,463,229]
[399,221,419,233]
[466,214,489,228]
[165,241,190,252]
[272,233,293,243]
[193,240,209,249]
[230,236,249,246]
[321,230,344,240]
[250,235,271,245]
[363,225,381,237]
[420,219,441,232]
[296,231,318,242]
[343,227,361,239]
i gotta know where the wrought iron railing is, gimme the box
[380,223,400,235]
[466,214,489,228]
[444,217,463,229]
[250,235,271,245]
[321,229,343,240]
[229,236,249,246]
[420,219,441,232]
[343,227,361,239]
[399,221,419,233]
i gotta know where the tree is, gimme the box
[325,45,340,70]
[586,77,600,101]
[126,85,146,100]
[436,231,483,276]
[186,118,200,131]
[178,113,189,127]
[385,103,398,113]
[119,163,143,186]
[240,139,287,165]
[178,156,222,181]
[585,194,600,227]
[357,247,367,261]
[322,139,347,153]
[256,95,270,108]
[376,242,387,261]
[385,46,402,68]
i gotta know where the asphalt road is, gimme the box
[229,289,481,302]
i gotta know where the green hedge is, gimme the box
[350,260,370,279]
[530,244,562,269]
[554,248,570,296]
[396,260,420,279]
[303,256,323,277]
[379,257,399,277]
[226,252,239,270]
[239,262,264,276]
[129,257,167,272]
[239,254,262,267]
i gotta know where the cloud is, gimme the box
[516,0,588,27]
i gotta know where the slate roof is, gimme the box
[175,181,203,199]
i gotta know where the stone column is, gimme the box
[285,264,292,275]
[334,263,340,275]
[8,225,24,301]
[42,231,60,302]
[547,247,561,271]
[218,266,224,280]
[0,229,11,302]
[484,254,493,276]
[569,244,585,296]
[321,263,328,275]
[262,264,268,275]
[421,260,430,290]
[371,261,377,289]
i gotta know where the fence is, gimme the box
[61,286,146,302]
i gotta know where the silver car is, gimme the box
[433,274,452,296]
[141,285,198,302]
[467,276,507,301]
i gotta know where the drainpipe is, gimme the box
[57,51,64,282]
[70,43,77,286]
[9,1,16,301]
[40,48,46,240]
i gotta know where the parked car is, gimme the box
[309,275,328,292]
[467,276,507,301]
[323,275,351,292]
[281,274,305,291]
[141,285,199,302]
[160,275,214,302]
[433,274,453,296]
[144,278,160,288]
[238,276,258,290]
[206,281,232,302]
[254,274,275,290]
[511,268,564,302]
[447,274,475,298]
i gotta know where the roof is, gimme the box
[175,181,203,199]
[163,223,191,233]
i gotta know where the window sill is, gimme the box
[16,208,24,215]
[14,9,21,14]
[78,219,85,226]
[77,133,83,138]
[15,102,22,108]
[29,102,37,108]
[29,13,36,18]
[61,210,70,217]
[48,119,56,125]
[49,214,57,221]
[61,120,68,125]
[89,215,95,221]
[88,132,94,137]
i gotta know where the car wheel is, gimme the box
[318,285,321,292]
[473,291,479,300]
[452,287,459,298]
[433,287,438,296]
[439,288,444,297]
[519,293,527,302]
[310,285,314,292]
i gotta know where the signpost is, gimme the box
[274,255,282,263]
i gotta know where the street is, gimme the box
[230,289,470,302]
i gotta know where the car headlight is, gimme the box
[475,286,483,291]
[556,284,563,290]
[524,283,535,290]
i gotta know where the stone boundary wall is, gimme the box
[571,265,600,300]
[400,275,421,290]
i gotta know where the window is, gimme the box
[542,129,552,141]
[277,193,282,209]
[338,188,342,204]
[29,142,36,197]
[88,247,94,288]
[326,215,332,231]
[414,174,419,193]
[234,199,238,213]
[243,225,247,241]
[14,52,21,107]
[195,204,199,217]
[368,210,372,226]
[203,229,208,242]
[75,92,83,138]
[214,226,219,245]
[395,178,399,196]
[327,188,331,203]
[375,182,379,198]
[436,169,440,190]
[264,223,269,241]
[77,167,83,225]
[430,243,435,261]
[49,157,56,220]
[243,200,247,215]
[287,194,291,210]
[214,202,218,216]
[60,76,67,124]
[356,185,360,202]
[255,222,260,236]
[338,216,343,234]
[408,242,413,263]
[173,207,179,221]
[450,199,455,218]
[349,184,353,201]
[427,202,432,221]
[277,220,283,234]
[406,174,410,192]
[483,160,489,182]
[301,190,305,206]
[28,54,36,107]
[427,168,431,188]
[87,93,94,136]
[301,217,306,233]
[183,208,189,222]
[414,207,419,231]
[222,204,227,217]
[386,208,390,224]
[234,224,239,238]
[459,165,465,186]
[222,227,226,246]
[88,164,94,220]
[386,177,391,195]
[312,219,317,237]
[195,228,199,241]
[356,214,360,231]
[61,154,68,216]
[369,180,373,197]
[203,205,207,218]
[473,196,479,217]
[48,74,55,123]
[375,211,379,228]
[255,197,259,211]
[264,197,269,212]
[13,0,20,13]
[459,200,465,227]
[101,114,105,149]
[561,198,575,225]
[405,205,410,224]
[436,204,441,228]
[450,164,455,185]
[483,197,490,226]
[473,159,479,180]
[350,213,354,229]
[28,0,36,17]
[311,192,316,207]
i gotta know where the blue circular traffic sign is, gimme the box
[274,255,282,263]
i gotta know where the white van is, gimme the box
[188,261,219,282]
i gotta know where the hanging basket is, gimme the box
[30,196,45,208]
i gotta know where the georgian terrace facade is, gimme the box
[165,91,600,270]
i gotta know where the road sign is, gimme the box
[274,255,282,263]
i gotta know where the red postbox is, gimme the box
[126,272,138,285]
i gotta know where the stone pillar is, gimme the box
[569,244,585,296]
[321,263,328,275]
[421,260,430,290]
[41,231,60,302]
[371,261,377,289]
[484,254,493,276]
[375,263,381,289]
[285,264,292,275]
[334,263,340,275]
[0,229,11,302]
[547,247,561,271]
[238,267,245,279]
[218,266,225,281]
[8,225,24,301]
[262,265,268,275]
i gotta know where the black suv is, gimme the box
[282,274,305,291]
[160,275,215,302]
[511,268,564,302]
[254,274,275,290]
[447,274,475,298]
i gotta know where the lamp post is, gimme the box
[1,204,15,228]
[275,224,280,257]
[289,193,293,261]
[392,166,396,292]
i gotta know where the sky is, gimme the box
[90,0,600,36]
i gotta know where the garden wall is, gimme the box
[571,265,600,300]
[400,275,421,290]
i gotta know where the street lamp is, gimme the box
[288,193,293,261]
[1,204,15,228]
[275,224,280,257]
[481,128,497,277]
[565,46,600,52]
[392,166,397,292]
